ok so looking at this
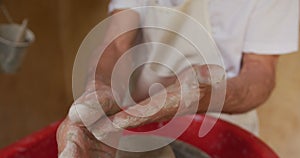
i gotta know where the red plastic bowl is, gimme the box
[0,115,278,158]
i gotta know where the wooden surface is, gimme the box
[0,0,109,148]
[0,0,67,148]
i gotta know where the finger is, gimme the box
[90,92,182,141]
[68,90,119,126]
[177,64,225,95]
[88,114,123,141]
[194,64,226,85]
[57,119,85,157]
[58,141,81,158]
[68,102,105,126]
[89,72,206,141]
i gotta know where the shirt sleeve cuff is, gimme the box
[108,0,140,13]
[243,42,299,55]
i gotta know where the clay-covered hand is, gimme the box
[57,80,121,158]
[89,64,225,140]
[57,117,117,158]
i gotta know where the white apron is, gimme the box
[132,0,259,135]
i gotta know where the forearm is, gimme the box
[68,10,140,124]
[92,55,279,135]
[224,73,274,113]
[96,54,279,133]
[198,54,278,114]
[86,9,140,86]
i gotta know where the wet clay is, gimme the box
[116,145,175,158]
[115,136,210,158]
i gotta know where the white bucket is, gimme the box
[0,23,35,73]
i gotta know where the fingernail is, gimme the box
[68,104,103,126]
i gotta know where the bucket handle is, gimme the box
[0,1,14,23]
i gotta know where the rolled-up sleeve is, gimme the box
[243,0,299,54]
[108,0,142,13]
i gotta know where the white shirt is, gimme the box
[108,0,299,134]
[109,0,299,78]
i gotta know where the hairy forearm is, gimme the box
[198,54,278,114]
[67,10,140,124]
[224,69,275,113]
[86,9,140,86]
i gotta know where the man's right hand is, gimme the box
[57,80,121,158]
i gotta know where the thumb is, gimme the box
[57,118,84,158]
[58,141,81,158]
[196,64,226,85]
[68,103,105,126]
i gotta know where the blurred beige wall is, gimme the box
[0,0,109,148]
[258,49,300,158]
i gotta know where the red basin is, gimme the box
[0,115,278,158]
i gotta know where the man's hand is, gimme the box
[56,64,225,157]
[56,9,141,157]
[57,80,121,158]
[88,65,225,139]
[68,80,121,125]
[57,117,117,158]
